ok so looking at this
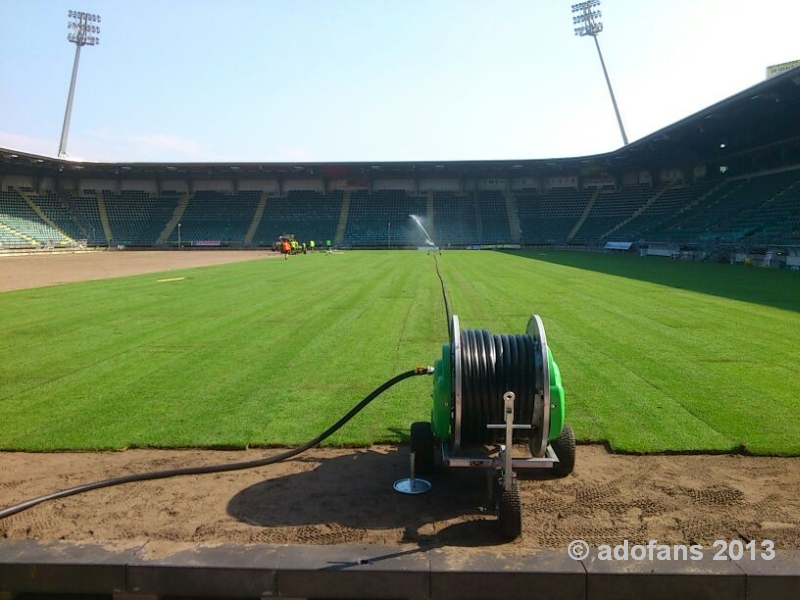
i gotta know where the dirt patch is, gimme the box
[1,446,799,553]
[0,249,279,293]
[1,250,798,553]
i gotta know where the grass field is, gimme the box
[1,250,799,454]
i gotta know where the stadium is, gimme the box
[2,66,800,255]
[1,17,800,600]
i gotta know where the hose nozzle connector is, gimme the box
[415,365,435,375]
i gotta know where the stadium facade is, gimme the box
[1,67,799,265]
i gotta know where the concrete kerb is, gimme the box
[583,548,745,600]
[0,540,799,599]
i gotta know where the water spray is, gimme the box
[409,214,436,248]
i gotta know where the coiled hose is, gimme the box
[459,329,539,446]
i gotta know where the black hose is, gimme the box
[433,253,452,341]
[0,367,431,521]
[459,329,539,446]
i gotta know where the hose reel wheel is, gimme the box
[550,423,576,478]
[496,478,522,539]
[526,315,550,459]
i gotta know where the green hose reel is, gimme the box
[411,313,574,540]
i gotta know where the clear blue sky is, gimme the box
[1,0,797,163]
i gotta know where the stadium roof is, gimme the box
[2,66,799,181]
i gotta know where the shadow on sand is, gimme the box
[227,447,512,547]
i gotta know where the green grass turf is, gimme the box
[1,250,799,454]
[0,252,444,451]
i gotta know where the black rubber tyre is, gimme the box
[497,480,522,540]
[551,423,576,478]
[410,421,435,476]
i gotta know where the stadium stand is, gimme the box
[650,170,800,244]
[344,190,427,247]
[516,187,592,245]
[170,190,261,246]
[0,189,72,246]
[702,171,800,243]
[0,226,30,248]
[63,190,106,246]
[475,191,513,244]
[433,192,479,246]
[756,176,800,243]
[610,181,716,242]
[102,190,179,246]
[571,183,658,245]
[252,190,342,248]
[29,190,88,242]
[3,172,798,252]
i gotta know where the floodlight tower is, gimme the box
[572,0,628,145]
[58,10,101,158]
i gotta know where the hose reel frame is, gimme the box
[416,310,574,539]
